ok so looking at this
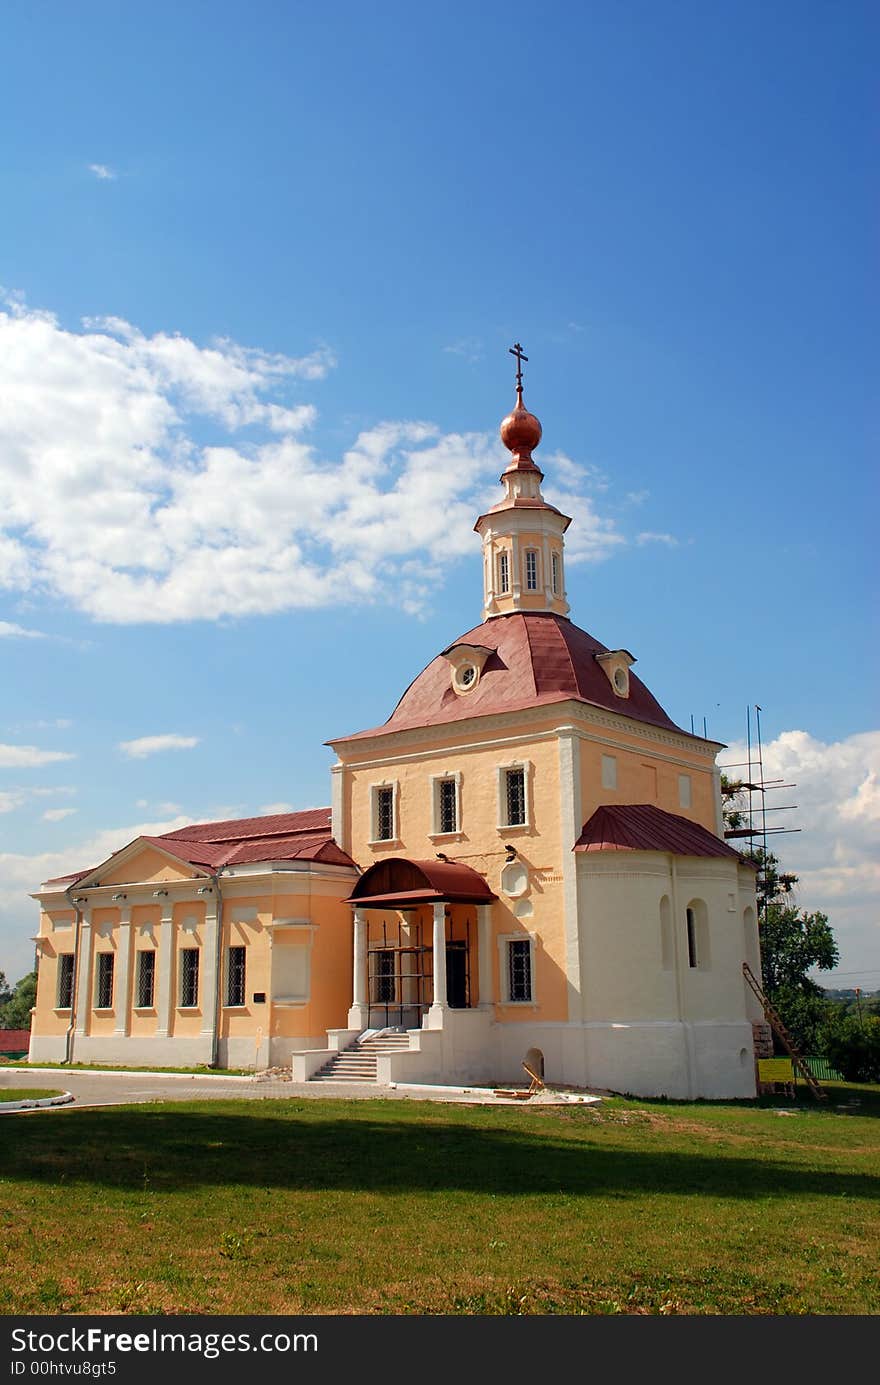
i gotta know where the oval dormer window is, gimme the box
[454,663,478,694]
[613,667,628,695]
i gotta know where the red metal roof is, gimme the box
[574,803,746,860]
[350,857,496,906]
[43,808,355,887]
[332,612,689,742]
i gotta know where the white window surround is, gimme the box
[429,771,463,839]
[272,939,312,1005]
[368,779,400,846]
[551,551,561,596]
[497,549,510,595]
[678,774,692,809]
[497,932,538,1006]
[496,759,533,832]
[601,754,618,790]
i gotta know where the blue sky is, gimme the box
[1,1,877,986]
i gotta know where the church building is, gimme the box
[28,353,762,1098]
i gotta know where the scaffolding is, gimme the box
[718,705,800,910]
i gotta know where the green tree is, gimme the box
[0,971,37,1030]
[0,971,12,1010]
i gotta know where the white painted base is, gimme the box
[295,1012,758,1100]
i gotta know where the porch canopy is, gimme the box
[346,858,496,1028]
[348,857,496,908]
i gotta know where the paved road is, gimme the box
[0,1067,576,1109]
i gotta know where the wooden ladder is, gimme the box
[742,962,827,1101]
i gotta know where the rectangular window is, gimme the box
[438,777,457,834]
[497,551,509,594]
[525,550,538,590]
[686,908,698,969]
[95,952,114,1009]
[551,552,560,596]
[374,785,395,841]
[135,950,155,1008]
[372,950,396,1003]
[504,767,526,826]
[226,945,246,1007]
[179,948,200,1008]
[57,954,75,1009]
[507,939,532,1002]
[601,754,617,790]
[678,774,692,809]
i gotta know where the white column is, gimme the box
[200,899,219,1047]
[73,907,93,1041]
[428,901,447,1025]
[477,903,494,1008]
[558,728,584,1023]
[347,908,370,1029]
[113,907,133,1037]
[155,905,175,1038]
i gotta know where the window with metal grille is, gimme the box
[226,945,246,1007]
[551,552,560,596]
[57,954,74,1009]
[375,785,394,840]
[497,550,510,594]
[504,767,526,826]
[95,952,114,1009]
[179,948,200,1007]
[507,939,532,1002]
[135,950,155,1008]
[438,777,457,834]
[373,950,396,1003]
[525,550,538,590]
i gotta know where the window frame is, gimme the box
[135,949,156,1009]
[178,947,200,1009]
[369,780,399,845]
[226,945,247,1008]
[497,932,537,1005]
[497,761,531,831]
[551,551,561,597]
[94,952,114,1010]
[524,548,539,591]
[56,953,75,1010]
[497,549,510,595]
[429,771,462,839]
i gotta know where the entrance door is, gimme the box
[446,942,468,1008]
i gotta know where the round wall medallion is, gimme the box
[501,861,529,898]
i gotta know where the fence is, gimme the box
[803,1056,843,1082]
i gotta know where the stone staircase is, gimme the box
[309,1030,413,1084]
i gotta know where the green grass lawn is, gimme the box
[0,1088,64,1103]
[1,1084,877,1316]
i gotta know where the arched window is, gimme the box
[685,899,710,970]
[525,550,539,591]
[659,895,673,970]
[497,551,510,595]
[551,552,561,596]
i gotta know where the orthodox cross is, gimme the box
[509,341,528,401]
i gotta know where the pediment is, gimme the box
[80,838,207,888]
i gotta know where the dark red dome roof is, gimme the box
[337,612,686,741]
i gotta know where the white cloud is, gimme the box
[118,734,200,759]
[443,338,483,363]
[0,791,24,813]
[636,531,679,547]
[0,620,44,638]
[0,743,75,768]
[259,801,294,815]
[0,296,629,622]
[88,164,117,181]
[42,807,77,822]
[721,729,880,980]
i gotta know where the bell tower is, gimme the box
[474,344,571,621]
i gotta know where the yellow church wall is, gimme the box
[31,909,76,1037]
[342,725,571,1023]
[101,847,194,886]
[577,725,718,832]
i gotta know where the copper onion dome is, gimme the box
[501,342,543,472]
